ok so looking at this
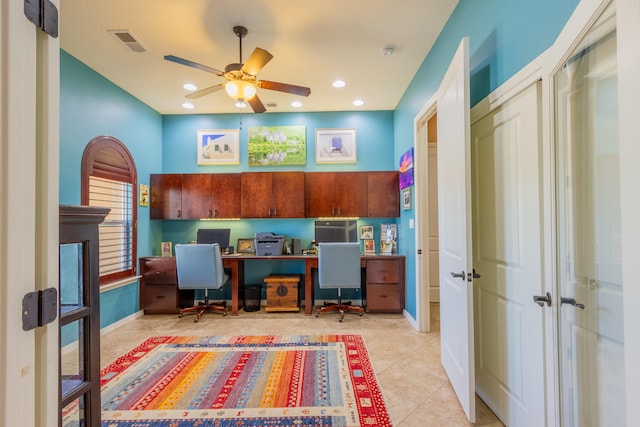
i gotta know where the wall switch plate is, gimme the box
[409,219,414,229]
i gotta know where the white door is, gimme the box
[471,83,546,426]
[552,3,626,426]
[436,37,475,423]
[0,1,60,426]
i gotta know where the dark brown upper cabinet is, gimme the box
[241,172,305,218]
[181,173,241,219]
[367,171,400,217]
[305,172,367,218]
[150,174,182,219]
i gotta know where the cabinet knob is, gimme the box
[177,209,181,218]
[209,209,213,218]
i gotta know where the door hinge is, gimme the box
[22,288,58,331]
[24,0,59,38]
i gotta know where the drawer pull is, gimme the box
[156,295,165,299]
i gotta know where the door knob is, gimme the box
[561,297,585,309]
[450,271,465,280]
[533,292,552,307]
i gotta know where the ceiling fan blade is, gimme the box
[241,48,273,76]
[185,84,225,99]
[248,95,267,114]
[164,55,225,76]
[258,80,311,97]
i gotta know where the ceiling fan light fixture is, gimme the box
[225,80,257,101]
[235,101,247,108]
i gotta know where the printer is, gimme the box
[254,232,285,256]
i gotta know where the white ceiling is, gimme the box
[60,0,458,115]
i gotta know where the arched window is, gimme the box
[81,136,137,284]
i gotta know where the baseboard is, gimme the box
[430,288,440,303]
[100,310,144,336]
[403,309,419,331]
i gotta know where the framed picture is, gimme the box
[363,239,375,254]
[161,241,172,257]
[401,187,412,210]
[399,147,415,189]
[360,225,374,240]
[197,129,240,165]
[248,126,306,166]
[315,128,357,163]
[139,184,149,207]
[237,238,256,254]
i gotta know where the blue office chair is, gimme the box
[315,242,364,322]
[175,243,228,322]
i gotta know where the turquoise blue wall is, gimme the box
[393,0,580,318]
[60,50,162,332]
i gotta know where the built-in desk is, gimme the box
[139,254,405,316]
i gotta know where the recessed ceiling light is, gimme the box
[235,101,247,108]
[182,102,194,109]
[353,99,364,106]
[332,80,346,88]
[291,101,302,108]
[183,83,197,91]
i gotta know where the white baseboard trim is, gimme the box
[100,310,144,336]
[403,309,419,331]
[430,288,440,303]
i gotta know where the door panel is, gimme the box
[554,4,626,426]
[471,83,545,426]
[437,37,475,423]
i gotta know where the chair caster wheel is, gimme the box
[223,312,227,316]
[315,313,319,318]
[194,317,199,323]
[339,318,343,323]
[358,313,363,317]
[178,313,183,318]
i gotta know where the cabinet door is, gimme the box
[367,171,400,217]
[150,174,182,219]
[211,173,241,218]
[241,172,274,218]
[272,172,305,218]
[335,172,367,217]
[305,172,336,217]
[181,174,212,219]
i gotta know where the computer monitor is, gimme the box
[314,220,358,243]
[196,228,231,249]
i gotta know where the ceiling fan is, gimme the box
[164,26,311,113]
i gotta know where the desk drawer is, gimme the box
[366,260,401,283]
[141,258,177,285]
[143,285,193,314]
[366,283,403,313]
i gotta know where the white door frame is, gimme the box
[617,0,640,417]
[414,99,438,333]
[0,1,60,426]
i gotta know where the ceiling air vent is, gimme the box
[266,103,278,108]
[108,30,149,53]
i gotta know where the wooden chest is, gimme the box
[264,274,300,312]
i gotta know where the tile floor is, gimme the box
[100,304,503,426]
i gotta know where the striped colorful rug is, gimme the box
[98,335,392,426]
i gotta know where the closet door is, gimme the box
[552,3,625,425]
